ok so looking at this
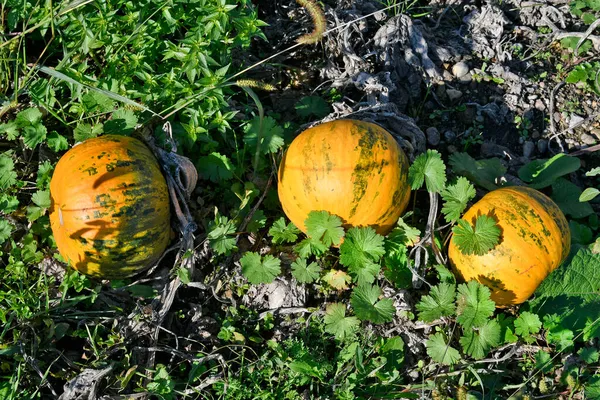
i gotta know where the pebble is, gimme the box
[534,99,545,111]
[444,130,457,143]
[426,127,441,146]
[458,73,472,83]
[569,114,585,129]
[523,141,535,158]
[531,130,540,139]
[537,139,548,154]
[591,128,600,139]
[528,94,538,100]
[452,61,470,78]
[581,133,597,145]
[553,112,562,123]
[447,88,463,102]
[443,70,454,82]
[447,145,458,153]
[475,115,484,123]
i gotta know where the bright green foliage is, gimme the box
[291,258,321,283]
[459,319,501,359]
[408,149,447,193]
[497,314,518,344]
[416,283,456,322]
[514,311,542,343]
[240,252,281,285]
[456,281,496,330]
[0,220,13,245]
[305,210,345,247]
[15,108,47,149]
[295,237,328,258]
[146,364,175,400]
[452,215,501,256]
[351,284,395,324]
[269,218,301,244]
[27,189,51,222]
[579,347,599,364]
[426,333,461,366]
[197,152,235,182]
[0,153,17,190]
[243,116,285,154]
[340,227,385,285]
[534,350,554,374]
[322,269,352,290]
[565,62,600,94]
[580,187,600,202]
[441,177,476,222]
[208,214,238,255]
[324,303,360,340]
[543,314,575,351]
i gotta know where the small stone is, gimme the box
[534,99,545,111]
[426,127,441,146]
[446,88,463,102]
[531,130,540,139]
[528,94,538,100]
[569,114,585,129]
[444,130,457,142]
[553,112,562,123]
[537,139,548,154]
[475,115,484,123]
[523,141,535,158]
[443,70,454,82]
[452,62,470,78]
[458,73,472,83]
[591,128,600,139]
[581,133,597,145]
[447,145,458,153]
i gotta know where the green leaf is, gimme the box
[295,96,331,118]
[0,220,13,245]
[0,121,19,140]
[551,178,594,218]
[570,220,593,245]
[456,281,496,329]
[426,332,461,366]
[518,154,581,189]
[351,284,395,324]
[459,319,501,359]
[196,152,234,182]
[383,243,412,289]
[74,123,103,142]
[340,227,385,285]
[514,311,542,343]
[22,123,47,149]
[449,152,506,191]
[104,109,138,135]
[416,283,456,322]
[496,314,518,344]
[534,350,553,373]
[32,190,51,208]
[15,108,43,126]
[207,214,238,255]
[580,187,600,202]
[246,209,266,233]
[291,258,321,283]
[451,215,501,256]
[82,91,115,113]
[243,115,284,154]
[585,376,600,399]
[322,269,351,290]
[240,252,281,285]
[587,167,600,177]
[294,237,328,258]
[566,64,589,83]
[36,161,53,189]
[324,303,360,340]
[408,149,447,193]
[0,154,17,190]
[578,347,599,364]
[269,218,300,244]
[530,247,600,337]
[305,210,345,247]
[0,194,19,213]
[47,131,69,152]
[441,177,476,222]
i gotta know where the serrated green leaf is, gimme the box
[451,215,501,256]
[416,283,456,322]
[32,190,51,208]
[441,177,476,222]
[196,152,234,182]
[74,123,103,142]
[295,96,331,118]
[578,347,599,364]
[459,319,501,359]
[0,121,19,140]
[294,237,328,258]
[269,218,300,244]
[47,131,69,152]
[534,350,553,373]
[240,252,281,284]
[351,284,395,324]
[496,314,518,344]
[82,91,115,113]
[324,303,360,340]
[514,311,542,343]
[15,108,43,127]
[0,220,13,245]
[291,258,320,283]
[22,123,47,149]
[340,227,385,285]
[456,281,496,329]
[243,115,284,154]
[104,109,138,135]
[305,210,345,247]
[207,214,238,255]
[0,194,19,213]
[586,167,600,177]
[322,269,351,290]
[426,332,461,365]
[0,154,17,190]
[408,149,446,193]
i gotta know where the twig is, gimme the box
[547,81,566,154]
[570,143,600,156]
[258,307,311,320]
[575,18,600,55]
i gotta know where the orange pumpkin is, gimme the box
[448,186,570,307]
[277,119,411,236]
[49,135,171,279]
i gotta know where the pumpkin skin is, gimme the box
[49,135,171,279]
[277,119,411,236]
[448,186,570,307]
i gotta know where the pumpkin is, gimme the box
[448,186,570,307]
[49,135,171,279]
[277,119,411,236]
